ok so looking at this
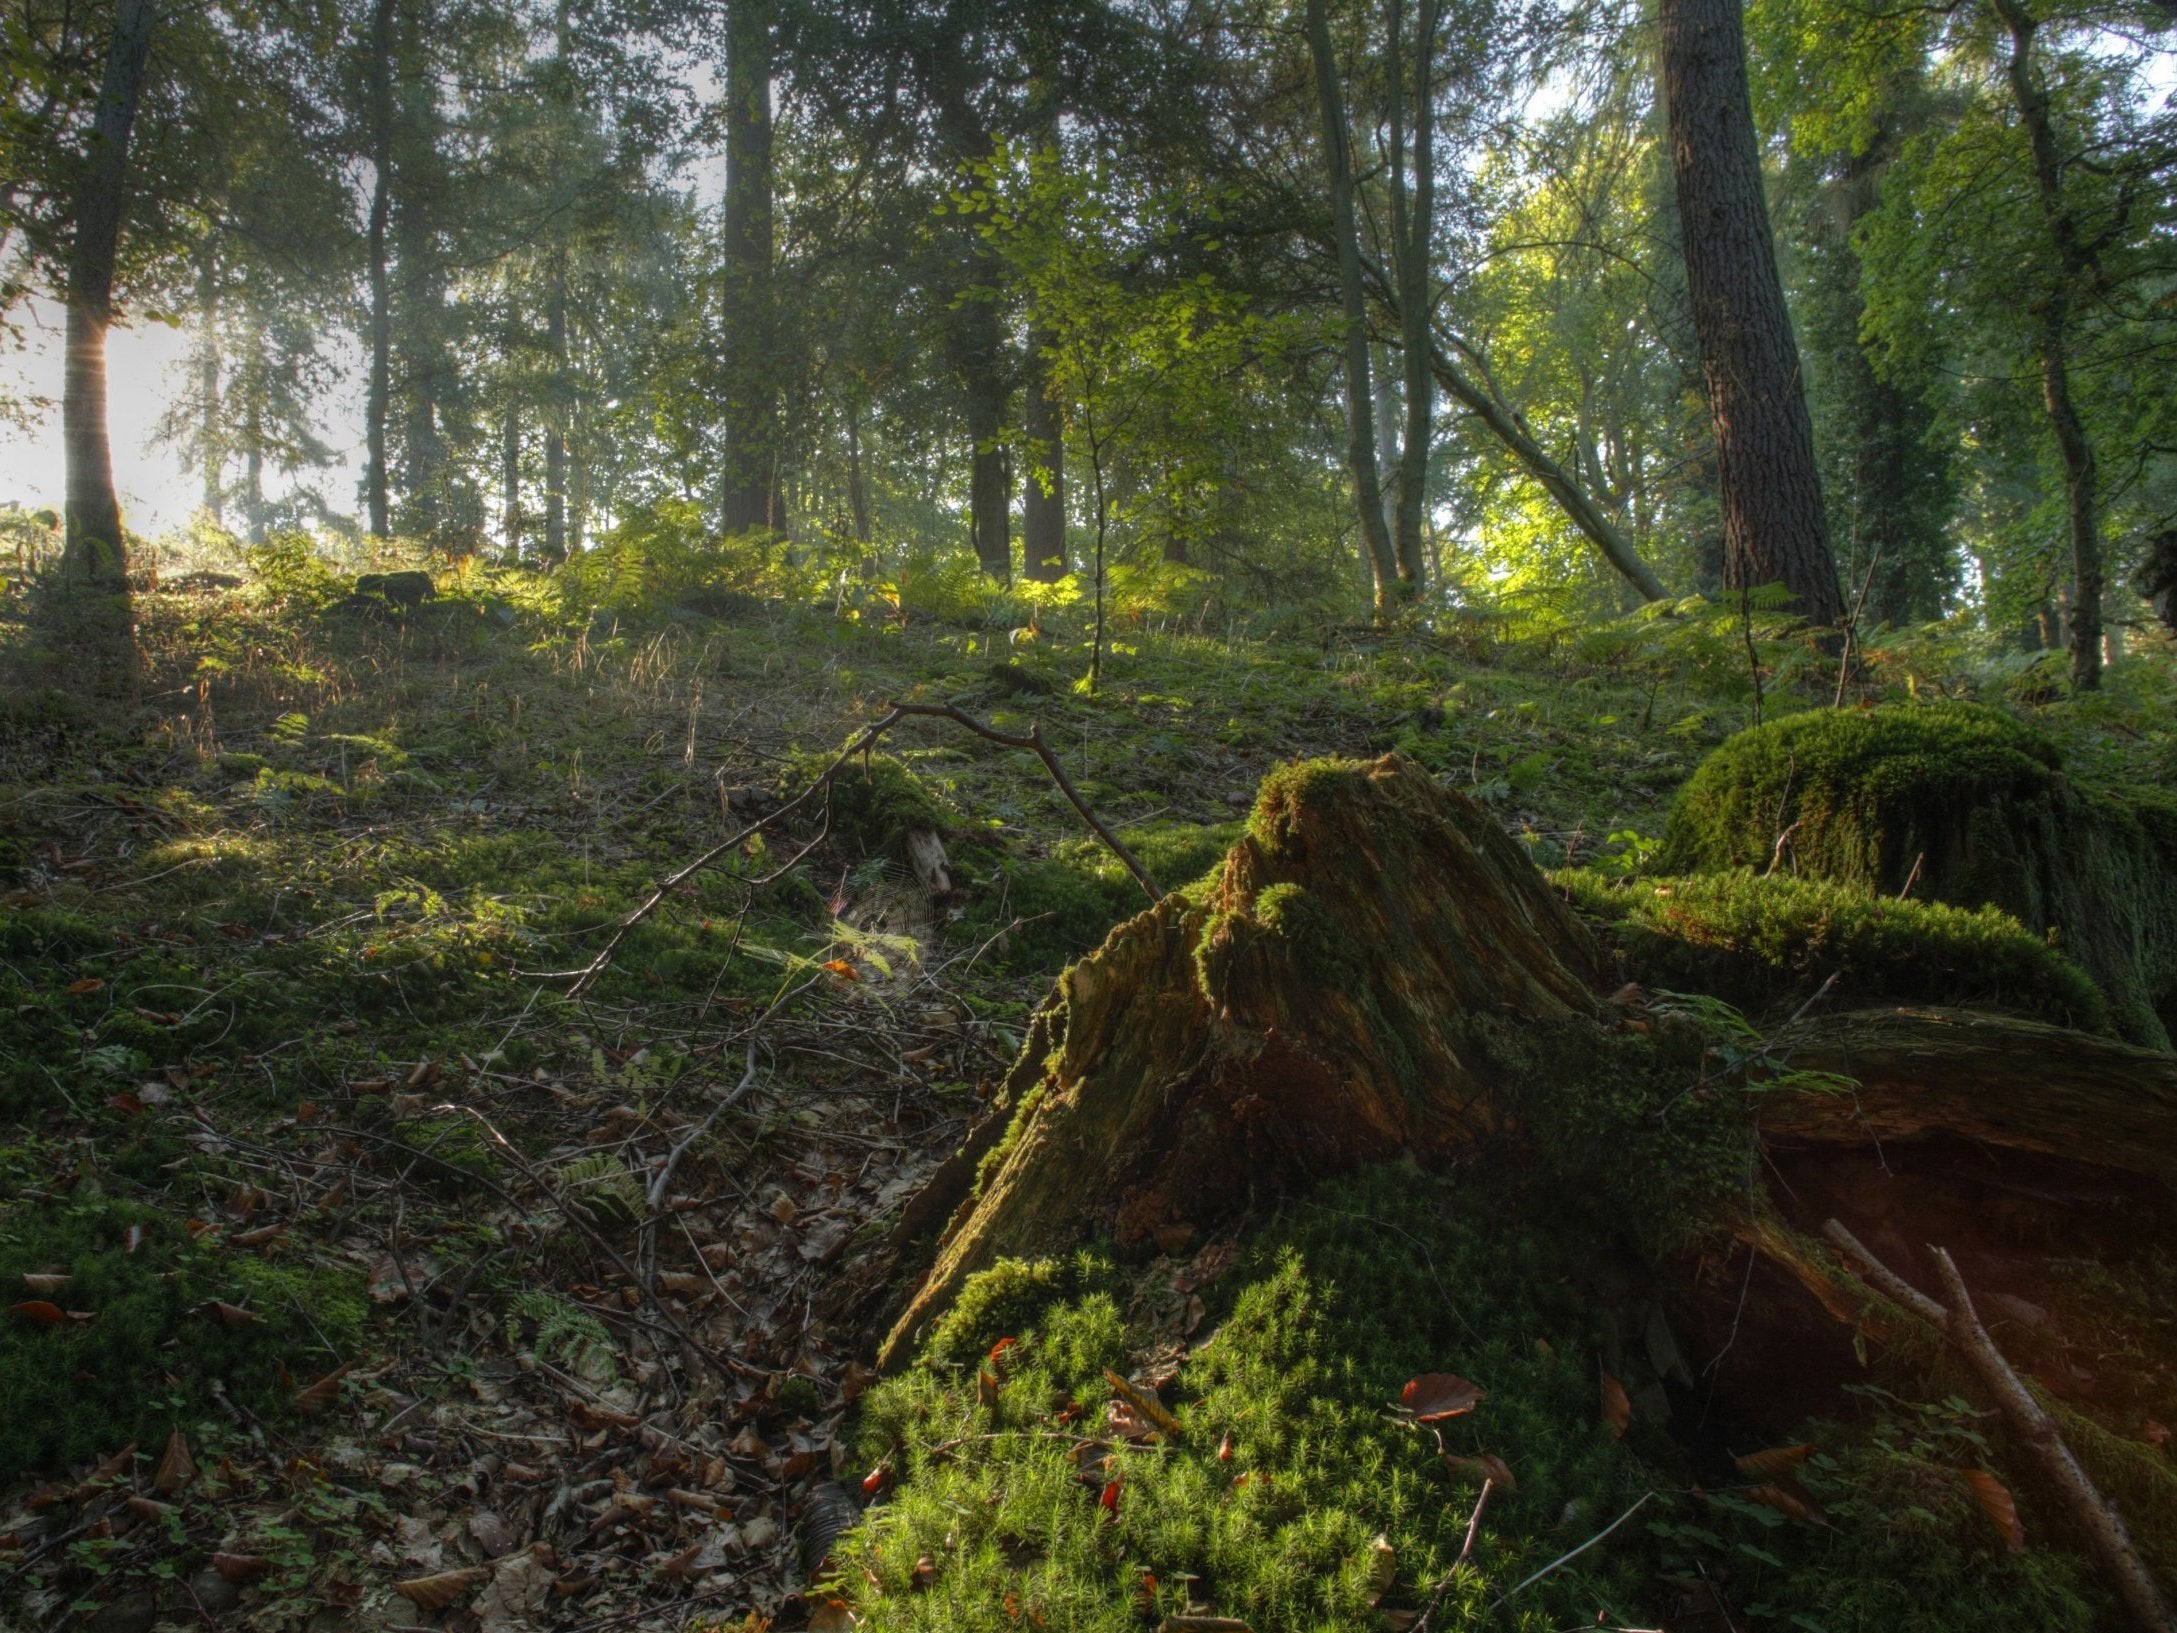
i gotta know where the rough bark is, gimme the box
[1658,0,1843,625]
[60,0,155,593]
[1306,0,1404,611]
[1992,0,2103,691]
[501,401,522,555]
[720,0,777,537]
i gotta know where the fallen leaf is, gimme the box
[1362,1533,1395,1606]
[1962,1468,2025,1551]
[1442,1452,1518,1493]
[910,1555,938,1589]
[65,978,105,996]
[1742,1481,1828,1525]
[1735,1443,1815,1481]
[7,1300,70,1325]
[395,1566,490,1609]
[1599,1370,1631,1439]
[123,1496,172,1522]
[808,1597,859,1631]
[154,1431,196,1494]
[1400,1373,1486,1423]
[293,1362,354,1413]
[212,1553,272,1584]
[106,1092,143,1115]
[977,1368,999,1408]
[656,1271,708,1297]
[206,1301,257,1327]
[1098,1477,1122,1518]
[19,1273,69,1296]
[2141,1420,2170,1449]
[467,1510,518,1558]
[860,1465,890,1497]
[821,959,859,981]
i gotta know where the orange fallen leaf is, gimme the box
[106,1092,143,1115]
[1098,1477,1121,1518]
[1962,1468,2024,1551]
[1599,1369,1631,1439]
[1400,1372,1486,1423]
[1743,1481,1827,1525]
[393,1566,489,1609]
[821,959,859,980]
[1734,1444,1815,1481]
[206,1301,257,1327]
[65,978,105,996]
[212,1553,271,1584]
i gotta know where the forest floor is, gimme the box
[0,557,1740,1633]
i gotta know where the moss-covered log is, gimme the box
[1660,702,2177,1046]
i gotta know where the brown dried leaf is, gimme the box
[656,1271,709,1297]
[1742,1481,1828,1526]
[394,1566,490,1609]
[65,978,105,996]
[212,1553,272,1584]
[1441,1452,1518,1494]
[1400,1372,1486,1423]
[1599,1370,1631,1440]
[122,1496,171,1522]
[206,1301,257,1327]
[1734,1444,1815,1481]
[294,1361,354,1413]
[8,1300,69,1325]
[1105,1369,1183,1440]
[21,1271,70,1296]
[1962,1469,2025,1551]
[153,1431,196,1494]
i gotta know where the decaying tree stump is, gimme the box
[883,754,2177,1400]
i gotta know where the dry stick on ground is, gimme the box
[541,699,1162,997]
[1822,1220,2177,1633]
[637,1039,760,1292]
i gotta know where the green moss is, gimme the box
[922,1249,1116,1373]
[1661,704,2177,1045]
[0,1193,365,1474]
[849,1168,1653,1633]
[1557,867,2111,1032]
[786,749,955,858]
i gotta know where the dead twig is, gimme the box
[638,1039,760,1291]
[1822,1220,2177,1633]
[539,698,1161,998]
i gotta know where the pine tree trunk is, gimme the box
[1658,0,1842,625]
[720,0,777,536]
[502,402,522,555]
[60,0,155,596]
[544,259,567,563]
[363,0,395,540]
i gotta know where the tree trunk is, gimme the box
[1658,0,1843,625]
[544,258,567,563]
[60,0,155,596]
[363,0,395,540]
[720,0,777,537]
[846,400,871,550]
[1306,0,1403,613]
[1991,0,2102,692]
[502,401,522,556]
[961,310,1012,582]
[1022,330,1066,582]
[1391,0,1436,596]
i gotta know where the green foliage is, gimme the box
[554,1151,643,1227]
[1557,867,2111,1031]
[1661,703,2177,1044]
[505,1290,618,1384]
[0,1193,364,1473]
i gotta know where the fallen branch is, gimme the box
[638,1039,760,1291]
[1488,1490,1652,1611]
[1822,1220,2177,1633]
[537,699,1161,997]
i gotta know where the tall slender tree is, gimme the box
[1658,0,1844,624]
[720,0,777,535]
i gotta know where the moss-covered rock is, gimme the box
[1557,867,2112,1034]
[1660,704,2177,1046]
